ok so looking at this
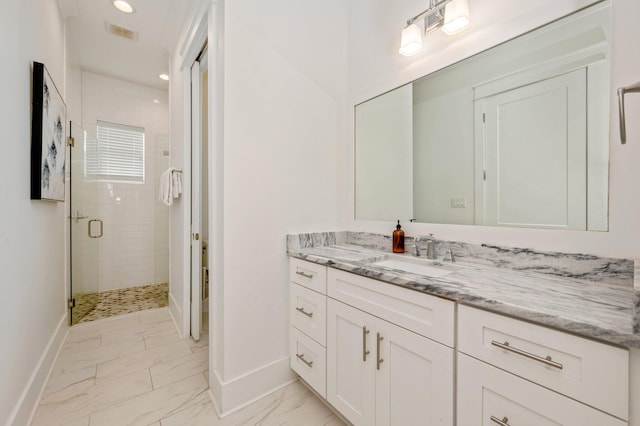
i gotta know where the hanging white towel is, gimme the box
[171,169,183,199]
[158,167,177,206]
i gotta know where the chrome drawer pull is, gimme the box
[296,270,314,279]
[490,416,510,426]
[363,326,370,361]
[296,353,313,368]
[376,333,384,370]
[295,307,313,318]
[491,340,563,370]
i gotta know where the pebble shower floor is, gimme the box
[76,283,168,323]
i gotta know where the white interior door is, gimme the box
[476,69,587,230]
[190,60,202,342]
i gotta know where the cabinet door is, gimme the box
[457,354,626,426]
[376,319,454,426]
[327,299,375,426]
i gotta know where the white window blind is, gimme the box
[85,121,145,182]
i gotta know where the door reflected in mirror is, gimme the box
[355,2,611,231]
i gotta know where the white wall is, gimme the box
[413,78,475,225]
[355,85,414,222]
[221,0,346,397]
[345,0,640,259]
[0,1,68,424]
[81,72,170,291]
[169,0,348,413]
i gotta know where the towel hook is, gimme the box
[618,81,640,144]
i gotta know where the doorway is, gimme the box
[67,75,172,324]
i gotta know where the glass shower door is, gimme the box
[69,121,100,324]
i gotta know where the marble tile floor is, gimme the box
[76,283,168,324]
[32,308,345,426]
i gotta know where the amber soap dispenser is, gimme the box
[392,220,405,253]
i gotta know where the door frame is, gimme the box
[177,1,224,394]
[178,5,208,339]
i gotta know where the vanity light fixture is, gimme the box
[399,24,423,56]
[113,0,134,14]
[399,0,471,56]
[442,0,471,34]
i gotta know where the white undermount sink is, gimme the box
[373,255,460,278]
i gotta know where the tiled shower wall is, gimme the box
[81,71,170,291]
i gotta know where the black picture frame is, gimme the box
[31,61,67,201]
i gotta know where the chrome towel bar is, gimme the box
[618,81,640,144]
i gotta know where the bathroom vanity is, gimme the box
[287,232,638,426]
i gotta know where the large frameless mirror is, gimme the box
[355,2,611,231]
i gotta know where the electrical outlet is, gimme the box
[451,197,466,208]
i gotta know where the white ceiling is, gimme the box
[58,0,192,90]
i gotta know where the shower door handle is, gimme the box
[88,219,104,239]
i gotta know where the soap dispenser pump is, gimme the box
[392,220,405,253]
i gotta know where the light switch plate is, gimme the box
[451,197,466,208]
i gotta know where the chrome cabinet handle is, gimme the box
[490,416,510,426]
[376,333,384,370]
[296,270,314,279]
[362,326,370,362]
[295,307,313,318]
[296,353,313,368]
[491,340,563,370]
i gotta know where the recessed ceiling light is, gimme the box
[113,0,134,14]
[158,73,169,81]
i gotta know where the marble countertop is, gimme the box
[288,244,640,349]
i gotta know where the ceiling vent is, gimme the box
[105,22,138,41]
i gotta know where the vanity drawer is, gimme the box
[290,283,327,345]
[290,326,326,398]
[290,258,327,294]
[458,305,629,419]
[457,353,626,426]
[327,268,455,347]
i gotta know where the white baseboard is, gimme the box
[210,356,296,417]
[168,292,186,338]
[6,313,68,426]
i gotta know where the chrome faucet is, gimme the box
[413,234,436,259]
[443,248,456,263]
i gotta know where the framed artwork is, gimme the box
[31,61,66,201]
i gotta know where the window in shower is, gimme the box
[85,120,145,183]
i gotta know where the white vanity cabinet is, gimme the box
[457,305,629,425]
[289,257,633,426]
[289,258,328,397]
[326,269,455,426]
